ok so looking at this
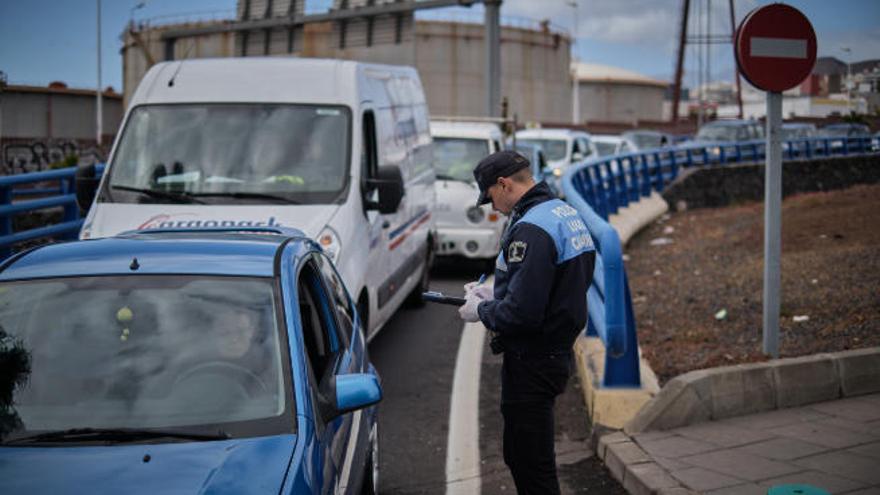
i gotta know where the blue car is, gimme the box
[0,227,381,494]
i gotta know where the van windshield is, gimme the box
[105,104,351,205]
[433,137,490,182]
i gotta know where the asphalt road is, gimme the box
[369,259,626,495]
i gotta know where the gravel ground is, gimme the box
[625,183,880,385]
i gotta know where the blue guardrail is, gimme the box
[561,134,879,388]
[0,165,104,260]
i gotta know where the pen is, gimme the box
[477,273,487,285]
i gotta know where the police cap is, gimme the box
[473,150,530,206]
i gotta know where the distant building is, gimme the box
[121,0,574,122]
[0,82,123,175]
[572,62,667,124]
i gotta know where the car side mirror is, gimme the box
[320,373,382,421]
[571,152,584,162]
[365,165,404,214]
[75,164,100,212]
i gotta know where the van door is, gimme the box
[360,110,387,333]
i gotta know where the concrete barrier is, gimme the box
[624,347,880,434]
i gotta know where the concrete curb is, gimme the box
[592,347,880,495]
[624,347,880,435]
[609,191,669,247]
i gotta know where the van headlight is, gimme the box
[466,206,484,224]
[318,226,341,263]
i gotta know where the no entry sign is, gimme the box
[735,4,817,93]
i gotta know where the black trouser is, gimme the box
[500,351,571,495]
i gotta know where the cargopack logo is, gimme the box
[137,214,282,230]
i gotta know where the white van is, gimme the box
[430,120,505,263]
[76,57,436,339]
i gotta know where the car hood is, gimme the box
[81,203,339,239]
[0,434,296,495]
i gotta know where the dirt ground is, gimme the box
[625,183,880,385]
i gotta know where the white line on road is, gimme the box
[445,319,486,495]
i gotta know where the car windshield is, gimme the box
[106,104,351,204]
[433,137,490,182]
[594,141,618,156]
[0,275,292,443]
[517,139,567,161]
[628,133,665,150]
[696,124,742,142]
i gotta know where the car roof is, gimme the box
[516,128,591,139]
[0,230,314,281]
[430,120,503,139]
[702,119,756,127]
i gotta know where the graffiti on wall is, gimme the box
[1,139,107,175]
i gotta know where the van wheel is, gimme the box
[360,422,379,494]
[405,243,433,307]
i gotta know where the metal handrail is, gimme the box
[0,165,105,259]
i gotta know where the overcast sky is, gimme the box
[1,0,878,91]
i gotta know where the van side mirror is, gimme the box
[75,164,100,212]
[365,165,404,214]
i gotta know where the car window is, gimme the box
[517,139,567,161]
[298,261,340,383]
[0,275,292,442]
[316,253,355,345]
[580,138,593,157]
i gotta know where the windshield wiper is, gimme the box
[3,427,230,445]
[191,192,300,204]
[110,185,206,204]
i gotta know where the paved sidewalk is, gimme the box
[598,393,880,495]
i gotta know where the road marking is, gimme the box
[750,37,807,59]
[445,319,486,495]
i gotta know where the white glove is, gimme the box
[464,281,494,301]
[458,292,482,323]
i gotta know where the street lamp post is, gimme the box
[841,46,852,113]
[567,0,579,125]
[96,0,103,146]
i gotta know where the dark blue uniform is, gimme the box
[477,181,596,495]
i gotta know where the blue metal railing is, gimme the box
[0,165,104,260]
[575,135,879,221]
[561,133,878,387]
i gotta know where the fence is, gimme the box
[562,134,879,387]
[0,165,104,260]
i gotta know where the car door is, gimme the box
[296,256,353,494]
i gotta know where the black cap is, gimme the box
[473,150,530,206]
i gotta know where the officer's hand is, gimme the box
[464,281,494,300]
[458,293,482,323]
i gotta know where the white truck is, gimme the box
[430,120,506,264]
[76,57,436,339]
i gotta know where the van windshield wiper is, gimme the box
[191,192,300,204]
[110,185,206,204]
[3,427,230,445]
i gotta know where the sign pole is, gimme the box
[763,91,782,358]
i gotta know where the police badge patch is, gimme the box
[508,241,527,262]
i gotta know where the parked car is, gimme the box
[591,135,625,157]
[0,227,382,493]
[75,57,437,340]
[430,120,506,261]
[781,122,818,156]
[620,129,675,152]
[515,128,597,194]
[819,123,872,152]
[694,119,763,143]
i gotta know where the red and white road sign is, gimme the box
[735,4,817,93]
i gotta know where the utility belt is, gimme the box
[490,335,571,360]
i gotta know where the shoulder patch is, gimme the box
[508,240,527,263]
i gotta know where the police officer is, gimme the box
[458,150,596,494]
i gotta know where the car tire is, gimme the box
[405,241,433,307]
[360,422,379,495]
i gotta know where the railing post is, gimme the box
[0,186,11,260]
[669,149,679,182]
[61,177,79,239]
